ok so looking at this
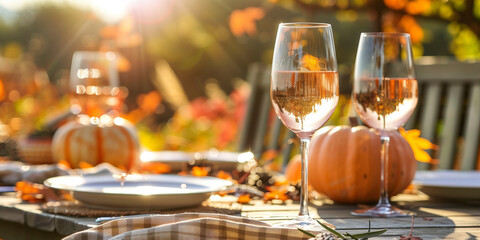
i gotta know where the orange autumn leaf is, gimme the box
[79,161,94,169]
[61,192,74,201]
[58,160,72,169]
[216,170,232,180]
[399,127,438,164]
[264,187,289,201]
[261,149,279,161]
[192,166,210,177]
[383,0,431,15]
[399,15,424,43]
[138,91,162,114]
[384,0,407,10]
[405,0,431,15]
[124,91,162,123]
[141,162,171,174]
[15,181,39,194]
[238,194,251,204]
[274,179,289,187]
[404,128,421,138]
[123,108,147,124]
[229,7,265,37]
[217,189,234,197]
[15,181,61,203]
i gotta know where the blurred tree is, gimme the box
[0,0,475,118]
[11,4,104,80]
[0,18,12,45]
[143,0,273,98]
[267,0,480,60]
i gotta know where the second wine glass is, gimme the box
[70,51,120,121]
[352,32,418,217]
[271,22,339,228]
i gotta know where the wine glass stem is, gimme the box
[378,132,391,207]
[298,138,311,218]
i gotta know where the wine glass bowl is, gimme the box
[70,51,120,119]
[354,77,418,131]
[270,22,339,228]
[271,70,339,138]
[352,33,418,217]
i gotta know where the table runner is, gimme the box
[63,212,316,240]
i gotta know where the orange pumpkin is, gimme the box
[308,125,416,203]
[52,118,139,169]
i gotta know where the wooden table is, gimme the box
[0,192,479,239]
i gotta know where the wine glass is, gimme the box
[70,51,120,122]
[271,23,339,228]
[352,33,418,217]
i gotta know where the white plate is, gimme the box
[140,150,255,172]
[44,174,233,210]
[413,170,480,201]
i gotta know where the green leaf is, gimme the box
[345,232,359,240]
[316,220,347,239]
[297,228,316,238]
[350,229,388,239]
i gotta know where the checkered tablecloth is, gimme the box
[63,213,315,240]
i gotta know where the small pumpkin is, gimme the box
[284,154,302,183]
[52,118,139,169]
[308,125,416,204]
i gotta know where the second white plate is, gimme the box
[139,150,255,172]
[413,170,480,201]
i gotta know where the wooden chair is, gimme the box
[236,63,296,166]
[405,57,480,170]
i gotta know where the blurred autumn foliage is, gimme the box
[0,0,478,151]
[137,80,250,152]
[229,7,266,37]
[269,0,480,60]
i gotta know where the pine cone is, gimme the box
[0,138,21,161]
[309,230,340,240]
[246,167,276,192]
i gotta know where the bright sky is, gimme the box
[0,0,133,23]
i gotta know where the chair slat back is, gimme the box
[461,85,480,170]
[408,57,480,170]
[438,84,464,169]
[237,63,268,153]
[237,63,297,164]
[252,74,273,158]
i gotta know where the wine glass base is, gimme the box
[273,216,329,231]
[273,216,316,230]
[351,205,415,218]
